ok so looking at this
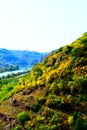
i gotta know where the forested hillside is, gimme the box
[0,49,48,68]
[0,33,87,130]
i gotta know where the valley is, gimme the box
[0,33,87,129]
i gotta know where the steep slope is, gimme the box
[0,33,87,129]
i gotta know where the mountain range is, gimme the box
[0,33,87,129]
[0,48,48,68]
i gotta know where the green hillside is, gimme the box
[0,33,87,130]
[0,48,48,68]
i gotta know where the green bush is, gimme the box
[83,120,87,130]
[17,112,30,126]
[37,96,46,104]
[74,114,87,130]
[71,48,79,57]
[55,47,63,53]
[80,32,87,44]
[44,57,48,64]
[76,76,87,94]
[64,46,72,54]
[50,81,59,95]
[30,102,41,112]
[37,124,50,130]
[78,95,85,102]
[83,43,87,51]
[11,125,21,130]
[7,86,13,91]
[33,66,43,79]
[74,114,82,130]
[46,95,64,109]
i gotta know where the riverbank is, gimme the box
[0,67,31,78]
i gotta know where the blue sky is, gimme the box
[0,0,87,52]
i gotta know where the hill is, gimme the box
[0,49,17,67]
[0,49,48,68]
[0,33,87,129]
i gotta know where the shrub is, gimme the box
[73,113,87,130]
[44,57,48,64]
[80,32,87,44]
[74,114,82,130]
[68,116,73,125]
[37,96,46,104]
[33,67,43,79]
[30,102,41,112]
[71,48,79,57]
[11,125,21,130]
[7,86,13,91]
[46,95,64,109]
[55,47,63,53]
[38,124,50,130]
[83,120,87,130]
[50,81,59,95]
[17,112,30,126]
[78,95,85,102]
[76,76,87,94]
[63,46,72,54]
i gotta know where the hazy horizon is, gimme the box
[0,47,49,53]
[0,0,87,52]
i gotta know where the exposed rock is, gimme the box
[50,58,56,66]
[5,124,11,130]
[38,86,43,90]
[0,113,8,121]
[0,112,19,130]
[11,97,20,107]
[22,89,33,95]
[24,103,31,110]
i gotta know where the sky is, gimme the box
[0,0,87,52]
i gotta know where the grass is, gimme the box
[0,74,28,103]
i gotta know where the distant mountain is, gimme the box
[0,48,48,68]
[0,48,17,67]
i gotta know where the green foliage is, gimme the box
[0,77,18,102]
[37,96,46,104]
[81,32,87,44]
[76,76,87,93]
[50,81,59,95]
[78,95,86,102]
[55,47,63,53]
[1,33,87,130]
[30,102,41,112]
[33,66,43,79]
[38,124,50,130]
[7,86,13,91]
[0,73,29,103]
[50,112,63,124]
[17,111,30,126]
[74,114,82,130]
[63,45,72,54]
[44,57,48,64]
[83,120,87,130]
[11,125,21,130]
[71,48,79,57]
[0,65,19,73]
[83,43,87,52]
[46,95,64,109]
[74,114,87,130]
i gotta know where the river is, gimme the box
[0,67,31,78]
